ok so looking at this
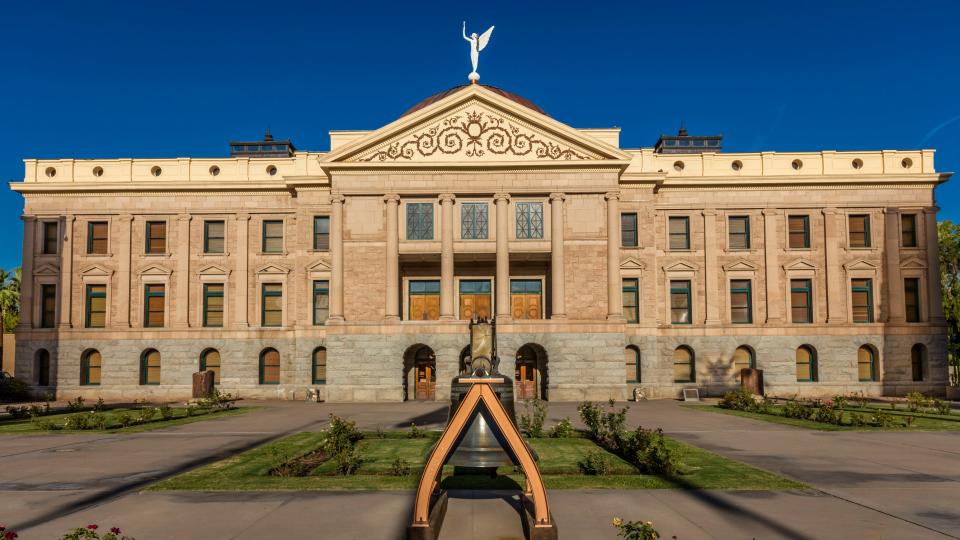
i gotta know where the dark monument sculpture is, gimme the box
[408,317,557,540]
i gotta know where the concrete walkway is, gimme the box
[1,399,958,539]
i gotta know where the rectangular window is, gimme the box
[622,278,639,324]
[788,215,810,249]
[730,279,753,324]
[670,280,692,324]
[790,279,813,323]
[261,283,283,327]
[144,284,165,328]
[262,220,284,253]
[515,202,544,239]
[85,284,107,328]
[406,203,434,240]
[42,222,58,254]
[459,279,492,320]
[203,283,224,327]
[621,213,638,247]
[313,348,327,384]
[668,217,690,250]
[40,284,57,328]
[313,280,329,325]
[313,216,330,250]
[728,216,750,250]
[901,214,918,248]
[87,222,109,254]
[145,221,166,254]
[849,214,871,248]
[461,203,489,240]
[851,278,874,323]
[904,278,921,322]
[510,279,543,319]
[204,220,225,254]
[409,280,440,320]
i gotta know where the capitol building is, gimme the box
[10,83,951,402]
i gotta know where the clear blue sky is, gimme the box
[1,0,958,270]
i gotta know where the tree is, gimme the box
[939,221,960,386]
[0,268,20,372]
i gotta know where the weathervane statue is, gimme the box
[463,21,494,83]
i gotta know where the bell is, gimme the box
[446,411,515,468]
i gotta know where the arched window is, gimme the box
[259,348,280,385]
[857,345,878,382]
[673,346,695,383]
[796,345,817,382]
[35,349,50,386]
[200,349,221,384]
[140,349,161,385]
[80,349,102,386]
[733,346,755,380]
[911,344,926,382]
[625,346,641,383]
[312,347,327,385]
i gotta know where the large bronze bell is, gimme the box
[446,411,514,468]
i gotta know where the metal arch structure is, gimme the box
[408,377,557,540]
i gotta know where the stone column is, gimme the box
[440,193,456,320]
[384,194,401,322]
[549,193,566,319]
[703,210,720,325]
[884,208,904,322]
[175,215,191,328]
[329,194,346,323]
[605,192,623,321]
[925,207,945,322]
[117,216,133,328]
[823,208,845,323]
[17,216,36,330]
[494,193,511,321]
[235,213,250,328]
[58,215,75,329]
[762,210,781,323]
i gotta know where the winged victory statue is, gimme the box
[463,22,494,83]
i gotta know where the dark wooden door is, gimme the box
[415,363,436,401]
[516,360,537,400]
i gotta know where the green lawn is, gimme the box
[687,404,960,431]
[151,430,804,491]
[0,406,252,434]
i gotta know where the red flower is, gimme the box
[4,531,18,539]
[111,528,121,534]
[87,524,98,530]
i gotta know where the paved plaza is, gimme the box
[2,400,958,539]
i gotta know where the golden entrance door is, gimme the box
[415,362,436,401]
[516,357,538,400]
[459,280,492,320]
[510,280,542,320]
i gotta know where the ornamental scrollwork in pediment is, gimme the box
[360,110,593,161]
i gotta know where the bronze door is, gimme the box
[415,362,436,401]
[516,359,537,400]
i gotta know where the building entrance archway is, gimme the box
[403,344,436,401]
[515,343,548,400]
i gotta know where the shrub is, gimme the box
[390,457,411,476]
[549,417,575,438]
[906,392,931,413]
[812,404,841,425]
[0,377,33,402]
[849,391,869,408]
[116,413,134,428]
[577,400,626,448]
[196,388,235,411]
[29,402,50,417]
[871,409,897,428]
[719,389,757,411]
[783,400,812,419]
[6,405,30,419]
[321,414,362,455]
[518,398,548,438]
[64,413,90,430]
[848,412,867,427]
[832,395,849,410]
[33,418,61,431]
[407,422,426,439]
[93,397,106,413]
[158,405,174,420]
[333,448,362,475]
[185,406,196,417]
[612,518,660,540]
[620,426,677,476]
[933,399,951,415]
[89,413,108,430]
[66,396,86,413]
[578,449,611,476]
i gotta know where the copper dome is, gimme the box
[401,84,547,117]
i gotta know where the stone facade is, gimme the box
[10,84,952,402]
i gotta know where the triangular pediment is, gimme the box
[139,264,172,276]
[900,257,927,270]
[34,263,59,276]
[256,263,291,275]
[843,259,880,272]
[322,85,630,167]
[307,259,332,272]
[663,261,699,272]
[198,264,230,277]
[723,259,759,272]
[783,258,819,272]
[79,264,113,277]
[620,257,646,270]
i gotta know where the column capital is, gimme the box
[604,191,620,201]
[701,209,717,217]
[923,206,940,215]
[20,215,36,223]
[439,193,456,204]
[493,193,511,203]
[119,215,134,223]
[384,193,401,204]
[549,192,566,202]
[236,213,251,222]
[884,207,901,216]
[63,214,76,223]
[330,193,346,205]
[761,208,778,217]
[822,208,839,216]
[177,214,192,222]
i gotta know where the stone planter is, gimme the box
[946,386,960,401]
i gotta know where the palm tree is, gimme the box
[0,268,21,371]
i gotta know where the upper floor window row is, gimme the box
[515,202,543,240]
[848,214,871,248]
[668,217,690,250]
